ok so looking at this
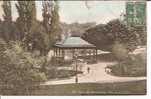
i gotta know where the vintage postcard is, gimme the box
[0,0,147,95]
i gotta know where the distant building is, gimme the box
[125,2,146,28]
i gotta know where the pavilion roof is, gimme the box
[54,37,96,48]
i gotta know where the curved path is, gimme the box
[43,62,146,85]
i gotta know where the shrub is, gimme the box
[0,41,47,95]
[108,52,146,77]
[112,41,128,61]
[46,69,83,79]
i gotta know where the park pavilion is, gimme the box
[53,37,98,64]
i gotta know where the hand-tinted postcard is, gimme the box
[0,0,147,95]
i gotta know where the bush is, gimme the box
[108,53,146,77]
[112,42,128,61]
[0,41,47,95]
[46,69,83,79]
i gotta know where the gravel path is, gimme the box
[43,62,146,85]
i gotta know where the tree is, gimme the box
[106,19,138,51]
[129,26,146,45]
[82,24,110,51]
[2,0,12,22]
[42,0,53,52]
[27,20,50,55]
[16,1,36,45]
[82,19,138,52]
[50,0,61,43]
[1,0,15,41]
[0,40,47,95]
[42,0,61,50]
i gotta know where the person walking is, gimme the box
[87,67,90,74]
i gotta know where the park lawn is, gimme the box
[46,69,83,80]
[30,80,146,95]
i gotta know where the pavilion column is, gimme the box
[60,49,62,57]
[54,48,56,57]
[61,49,63,57]
[58,48,59,57]
[72,49,75,59]
[55,48,58,64]
[57,48,59,57]
[85,49,87,59]
[95,49,98,62]
[90,49,92,59]
[61,49,62,57]
[89,49,92,60]
[55,48,57,57]
[62,49,65,59]
[53,48,55,57]
[56,48,58,57]
[93,49,94,61]
[93,49,95,62]
[89,49,91,56]
[59,48,61,57]
[58,48,60,57]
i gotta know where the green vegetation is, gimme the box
[42,0,61,52]
[0,1,61,55]
[107,52,146,77]
[30,80,146,95]
[60,22,96,37]
[16,1,36,42]
[82,19,145,52]
[0,1,147,95]
[0,39,47,95]
[46,69,82,79]
[1,1,17,42]
[112,41,129,61]
[82,18,146,77]
[0,1,62,94]
[129,26,146,45]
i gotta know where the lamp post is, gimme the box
[74,53,78,83]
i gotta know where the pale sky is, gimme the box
[0,1,126,24]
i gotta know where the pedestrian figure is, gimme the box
[75,77,78,83]
[87,67,90,74]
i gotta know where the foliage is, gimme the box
[0,1,16,41]
[50,0,61,42]
[42,0,53,49]
[60,22,96,37]
[46,69,82,79]
[2,0,12,21]
[42,0,61,49]
[15,1,52,55]
[112,41,128,61]
[82,24,110,51]
[82,19,139,52]
[129,26,146,45]
[16,1,36,43]
[107,52,146,77]
[24,20,50,55]
[0,40,47,95]
[0,38,7,55]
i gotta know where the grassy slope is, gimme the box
[30,80,146,95]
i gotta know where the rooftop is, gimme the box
[54,37,96,48]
